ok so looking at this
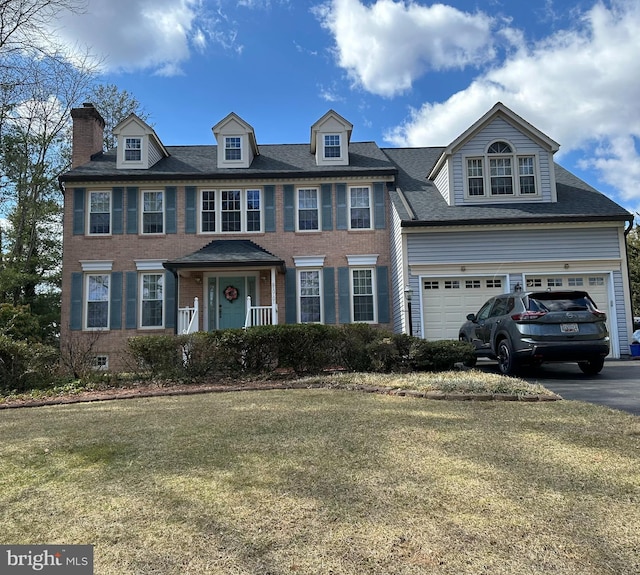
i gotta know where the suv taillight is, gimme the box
[592,309,607,319]
[511,311,547,321]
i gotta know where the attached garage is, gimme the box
[524,274,609,312]
[421,275,506,339]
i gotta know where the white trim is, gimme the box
[199,187,263,234]
[295,186,321,232]
[140,189,165,235]
[84,272,111,331]
[294,255,326,267]
[135,259,166,271]
[87,189,112,236]
[347,254,378,266]
[350,267,377,324]
[297,268,324,324]
[348,185,373,230]
[80,260,113,272]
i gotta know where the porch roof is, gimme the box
[163,239,286,272]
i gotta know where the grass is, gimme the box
[1,388,639,574]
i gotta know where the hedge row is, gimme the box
[127,324,476,380]
[0,335,60,393]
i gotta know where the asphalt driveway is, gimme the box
[476,358,640,416]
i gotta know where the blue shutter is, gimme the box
[284,185,294,232]
[110,272,123,329]
[285,268,297,324]
[164,271,176,329]
[376,266,389,324]
[126,187,138,234]
[165,186,177,234]
[125,271,138,329]
[72,188,85,235]
[70,272,83,330]
[112,188,124,234]
[374,182,386,229]
[323,267,336,324]
[336,184,347,230]
[338,266,351,323]
[321,184,333,231]
[264,185,276,232]
[185,186,197,234]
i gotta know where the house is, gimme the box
[59,102,634,370]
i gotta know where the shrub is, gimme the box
[409,339,476,372]
[0,335,59,393]
[127,335,184,378]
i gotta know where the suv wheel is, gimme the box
[497,339,517,375]
[578,357,605,375]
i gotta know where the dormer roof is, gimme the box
[429,102,560,179]
[212,112,259,156]
[310,109,353,154]
[113,114,169,157]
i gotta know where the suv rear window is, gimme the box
[527,291,596,313]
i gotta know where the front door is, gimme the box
[208,276,247,330]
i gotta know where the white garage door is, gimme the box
[422,276,506,340]
[525,275,609,311]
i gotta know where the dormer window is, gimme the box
[324,134,341,159]
[225,136,242,161]
[124,137,142,162]
[465,140,538,199]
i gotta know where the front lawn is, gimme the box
[1,390,639,574]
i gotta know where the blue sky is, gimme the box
[54,0,640,220]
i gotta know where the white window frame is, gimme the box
[224,136,242,162]
[88,190,112,235]
[348,186,372,230]
[298,268,323,324]
[141,190,164,235]
[92,355,109,371]
[199,188,263,234]
[323,134,342,159]
[296,187,320,232]
[124,137,142,162]
[139,272,164,329]
[350,267,376,323]
[463,140,540,200]
[85,273,110,330]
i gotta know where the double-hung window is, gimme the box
[86,274,109,329]
[465,141,538,199]
[352,268,375,322]
[142,191,164,234]
[224,137,242,161]
[200,189,262,233]
[299,269,322,323]
[297,188,319,231]
[349,186,372,229]
[125,137,141,161]
[89,191,111,234]
[324,134,341,158]
[141,273,163,328]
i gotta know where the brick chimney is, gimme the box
[70,103,105,168]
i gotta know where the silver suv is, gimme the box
[459,290,610,375]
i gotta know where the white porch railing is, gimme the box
[178,297,199,334]
[244,295,278,328]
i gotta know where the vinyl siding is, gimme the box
[389,205,405,333]
[433,159,450,205]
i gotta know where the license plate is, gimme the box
[560,323,579,333]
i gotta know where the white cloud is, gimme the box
[54,0,237,75]
[314,0,497,97]
[383,0,640,208]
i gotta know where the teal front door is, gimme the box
[208,276,246,330]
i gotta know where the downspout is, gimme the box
[171,268,179,335]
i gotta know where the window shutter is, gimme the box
[164,271,176,329]
[165,186,177,234]
[70,272,83,330]
[336,184,347,230]
[283,184,294,232]
[323,267,336,324]
[321,184,333,231]
[72,188,85,235]
[285,268,297,324]
[110,271,123,329]
[264,185,276,232]
[376,266,389,324]
[125,271,138,329]
[374,182,386,229]
[338,266,350,323]
[185,186,197,234]
[112,187,124,234]
[126,187,138,234]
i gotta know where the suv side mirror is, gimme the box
[466,313,477,322]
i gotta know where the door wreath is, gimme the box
[223,285,239,303]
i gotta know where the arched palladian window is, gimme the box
[465,140,537,198]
